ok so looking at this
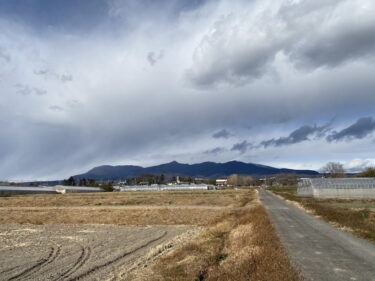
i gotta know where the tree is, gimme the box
[160,174,165,184]
[63,176,76,186]
[79,178,87,186]
[227,174,239,186]
[321,162,346,178]
[356,167,375,177]
[276,173,297,186]
[87,179,98,187]
[101,181,114,192]
[241,175,254,186]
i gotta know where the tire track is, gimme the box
[8,244,61,281]
[54,245,92,281]
[0,265,21,276]
[67,231,167,281]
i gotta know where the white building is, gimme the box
[298,178,375,198]
[216,179,228,186]
[120,184,214,192]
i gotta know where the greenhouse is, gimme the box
[298,178,375,198]
[119,184,214,192]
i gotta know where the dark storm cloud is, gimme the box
[286,13,375,69]
[1,0,375,180]
[212,129,231,139]
[231,141,252,154]
[188,0,375,87]
[0,0,110,34]
[261,124,330,148]
[327,117,375,142]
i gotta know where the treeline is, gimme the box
[356,167,375,177]
[227,173,298,187]
[62,176,99,187]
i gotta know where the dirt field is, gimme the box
[0,224,198,281]
[0,189,301,281]
[0,190,249,208]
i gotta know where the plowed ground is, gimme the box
[0,224,196,281]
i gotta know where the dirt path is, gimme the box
[0,224,198,281]
[259,189,375,281]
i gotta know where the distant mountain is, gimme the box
[73,161,319,180]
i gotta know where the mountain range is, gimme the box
[73,161,319,180]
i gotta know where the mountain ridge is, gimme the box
[74,161,319,180]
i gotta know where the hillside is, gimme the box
[73,161,318,180]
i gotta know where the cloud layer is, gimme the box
[1,0,375,180]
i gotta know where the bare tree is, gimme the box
[241,175,254,186]
[320,162,346,178]
[276,173,297,186]
[227,174,239,186]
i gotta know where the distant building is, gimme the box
[120,184,214,192]
[194,178,207,184]
[298,178,375,198]
[216,179,228,186]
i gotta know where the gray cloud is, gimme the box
[147,50,164,66]
[212,129,231,139]
[188,0,375,87]
[231,140,252,154]
[34,69,73,82]
[0,47,10,62]
[327,117,375,142]
[61,74,73,82]
[1,0,375,180]
[49,105,64,111]
[261,124,330,148]
[205,147,226,154]
[14,84,47,96]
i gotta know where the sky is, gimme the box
[1,0,375,181]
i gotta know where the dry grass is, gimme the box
[273,191,375,243]
[0,189,255,225]
[0,190,251,208]
[0,208,225,225]
[1,189,302,281]
[133,204,302,281]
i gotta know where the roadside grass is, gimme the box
[272,190,375,243]
[0,190,250,208]
[134,204,302,281]
[267,186,297,195]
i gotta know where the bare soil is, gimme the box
[0,224,198,281]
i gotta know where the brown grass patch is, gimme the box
[0,190,253,208]
[0,208,224,225]
[134,205,302,281]
[274,191,375,243]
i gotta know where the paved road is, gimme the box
[259,189,375,281]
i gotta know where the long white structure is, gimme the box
[298,178,375,198]
[119,184,214,192]
[53,185,104,193]
[0,186,57,196]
